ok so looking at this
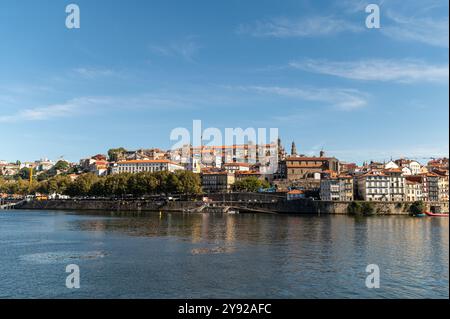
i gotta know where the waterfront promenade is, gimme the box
[15,193,449,215]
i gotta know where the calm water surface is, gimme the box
[0,210,448,298]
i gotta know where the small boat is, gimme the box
[227,210,239,214]
[413,213,426,217]
[424,211,449,217]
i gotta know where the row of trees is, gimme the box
[1,170,271,197]
[233,177,270,192]
[66,171,202,197]
[1,171,203,197]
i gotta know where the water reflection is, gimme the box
[1,210,447,298]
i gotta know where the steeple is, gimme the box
[277,137,286,160]
[291,141,297,156]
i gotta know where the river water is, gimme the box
[0,210,448,299]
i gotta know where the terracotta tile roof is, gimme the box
[286,156,334,161]
[406,176,423,183]
[286,164,323,168]
[201,171,229,175]
[361,171,387,177]
[117,160,182,166]
[383,168,403,173]
[223,162,251,167]
[337,174,353,179]
[235,171,260,175]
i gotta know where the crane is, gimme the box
[28,167,33,194]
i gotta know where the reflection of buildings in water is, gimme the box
[225,215,236,244]
[189,213,207,243]
[201,213,210,241]
[362,217,449,271]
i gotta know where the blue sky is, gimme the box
[0,0,448,164]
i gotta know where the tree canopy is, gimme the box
[108,148,127,162]
[233,177,269,192]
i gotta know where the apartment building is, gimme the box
[111,160,185,174]
[320,175,354,201]
[357,171,390,201]
[384,168,405,201]
[201,172,235,193]
[405,179,423,202]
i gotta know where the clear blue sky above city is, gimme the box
[0,0,448,164]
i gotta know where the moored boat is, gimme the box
[424,211,449,217]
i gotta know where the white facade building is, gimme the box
[111,160,185,174]
[405,180,422,202]
[385,161,399,169]
[357,171,390,201]
[401,167,412,176]
[384,168,405,201]
[395,159,421,175]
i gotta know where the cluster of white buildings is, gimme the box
[320,158,449,202]
[0,158,58,177]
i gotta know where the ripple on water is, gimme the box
[19,251,107,264]
[191,246,234,255]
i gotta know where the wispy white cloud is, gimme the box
[289,59,449,83]
[148,37,202,62]
[0,97,109,123]
[230,85,368,110]
[382,11,449,48]
[0,91,212,124]
[240,1,449,47]
[337,0,449,47]
[237,16,362,38]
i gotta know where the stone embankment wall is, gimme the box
[17,193,448,215]
[19,199,202,212]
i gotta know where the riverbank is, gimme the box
[15,193,449,215]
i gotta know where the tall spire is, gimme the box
[277,137,286,160]
[291,141,297,156]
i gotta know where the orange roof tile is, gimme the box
[288,190,304,194]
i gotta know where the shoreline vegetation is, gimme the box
[0,171,269,198]
[1,171,448,216]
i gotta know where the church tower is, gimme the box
[291,141,297,156]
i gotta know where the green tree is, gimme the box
[175,171,202,195]
[90,178,106,196]
[41,175,72,194]
[53,160,70,172]
[233,177,269,192]
[127,172,158,196]
[17,167,31,180]
[348,201,376,215]
[104,173,131,197]
[0,177,6,193]
[108,148,127,162]
[67,173,99,196]
[410,200,425,215]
